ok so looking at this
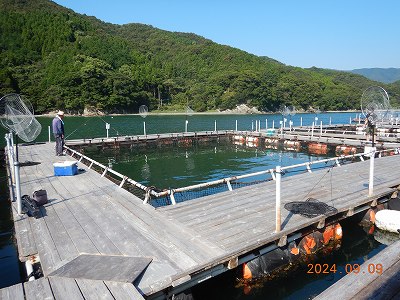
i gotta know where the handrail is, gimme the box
[64,146,159,200]
[64,143,400,206]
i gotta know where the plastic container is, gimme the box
[53,161,78,176]
[266,128,276,136]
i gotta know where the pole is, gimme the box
[266,119,268,130]
[329,116,332,125]
[235,120,238,131]
[214,120,217,132]
[48,126,51,142]
[106,123,110,138]
[185,120,188,133]
[300,117,303,127]
[272,120,275,129]
[251,121,254,131]
[143,121,146,136]
[5,134,15,181]
[368,147,375,197]
[14,161,22,215]
[275,166,281,232]
[311,122,314,137]
[320,121,323,136]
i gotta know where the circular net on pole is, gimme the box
[361,86,390,124]
[139,105,148,118]
[0,93,42,142]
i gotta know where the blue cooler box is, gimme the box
[266,128,276,136]
[54,161,78,176]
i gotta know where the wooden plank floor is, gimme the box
[5,142,400,298]
[158,153,400,254]
[314,239,400,300]
[10,143,225,297]
[0,277,145,300]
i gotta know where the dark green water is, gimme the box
[83,143,332,191]
[1,112,393,299]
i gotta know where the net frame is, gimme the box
[0,94,42,142]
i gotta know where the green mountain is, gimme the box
[1,0,399,113]
[349,68,400,84]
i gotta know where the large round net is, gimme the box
[0,93,42,142]
[361,86,390,124]
[284,198,337,218]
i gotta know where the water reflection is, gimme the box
[83,142,333,190]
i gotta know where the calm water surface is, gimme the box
[1,112,393,299]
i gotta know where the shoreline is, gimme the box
[37,110,361,117]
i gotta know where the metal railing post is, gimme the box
[311,122,314,137]
[369,148,375,197]
[5,134,15,181]
[275,166,281,232]
[14,161,22,214]
[226,180,233,191]
[170,190,176,205]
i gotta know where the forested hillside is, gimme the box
[0,0,399,114]
[349,68,400,84]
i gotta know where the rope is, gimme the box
[302,164,335,201]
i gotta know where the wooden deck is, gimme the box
[3,141,400,299]
[0,277,145,300]
[315,239,400,300]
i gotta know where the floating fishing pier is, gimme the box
[2,124,400,299]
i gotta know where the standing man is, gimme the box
[52,110,65,156]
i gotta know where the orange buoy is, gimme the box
[335,145,357,155]
[334,223,343,240]
[299,231,323,255]
[243,263,252,280]
[246,136,259,147]
[308,143,328,155]
[284,140,301,151]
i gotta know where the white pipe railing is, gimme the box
[4,133,22,214]
[65,142,399,207]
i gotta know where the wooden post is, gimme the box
[275,166,281,232]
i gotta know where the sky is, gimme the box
[52,0,400,70]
